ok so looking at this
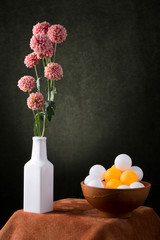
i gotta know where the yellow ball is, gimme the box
[111,164,117,170]
[106,179,122,189]
[104,168,122,182]
[120,170,138,186]
[111,164,123,172]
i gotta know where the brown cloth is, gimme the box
[0,198,160,240]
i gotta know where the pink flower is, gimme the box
[30,33,54,58]
[36,45,54,59]
[32,21,51,35]
[24,52,39,68]
[47,24,67,43]
[44,62,63,80]
[27,92,44,110]
[45,47,54,58]
[18,76,36,92]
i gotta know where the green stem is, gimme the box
[51,43,58,101]
[52,80,55,101]
[48,80,51,101]
[53,43,57,62]
[42,114,46,137]
[37,110,41,136]
[34,65,39,79]
[34,111,39,136]
[41,107,46,137]
[28,91,39,136]
[45,57,48,65]
[42,58,45,68]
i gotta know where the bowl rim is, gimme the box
[81,180,151,191]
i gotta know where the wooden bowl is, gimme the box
[81,181,151,218]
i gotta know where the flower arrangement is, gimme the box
[18,21,67,137]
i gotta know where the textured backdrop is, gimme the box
[0,0,160,228]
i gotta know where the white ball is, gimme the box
[114,154,132,171]
[89,164,106,181]
[117,185,130,189]
[84,175,100,185]
[87,179,104,188]
[130,182,144,188]
[129,166,143,181]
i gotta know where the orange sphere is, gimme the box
[111,164,117,170]
[104,168,122,182]
[120,170,138,186]
[106,179,122,189]
[111,164,123,173]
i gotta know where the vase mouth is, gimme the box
[32,136,47,140]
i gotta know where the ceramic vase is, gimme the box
[24,136,54,213]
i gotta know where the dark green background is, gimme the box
[0,0,160,228]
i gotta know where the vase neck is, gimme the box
[31,137,48,161]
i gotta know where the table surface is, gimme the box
[0,198,160,240]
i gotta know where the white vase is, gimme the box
[23,136,54,213]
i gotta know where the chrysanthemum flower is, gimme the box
[30,33,54,59]
[27,92,44,110]
[47,24,67,43]
[18,76,36,92]
[32,21,51,35]
[24,52,39,68]
[44,62,63,80]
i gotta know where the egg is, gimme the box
[84,175,100,185]
[129,166,143,181]
[117,185,130,189]
[89,164,106,181]
[114,154,132,171]
[130,182,144,188]
[87,179,104,188]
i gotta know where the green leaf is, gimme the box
[45,101,56,122]
[45,101,50,108]
[50,101,56,109]
[35,111,45,122]
[47,107,54,122]
[36,77,44,90]
[39,112,44,121]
